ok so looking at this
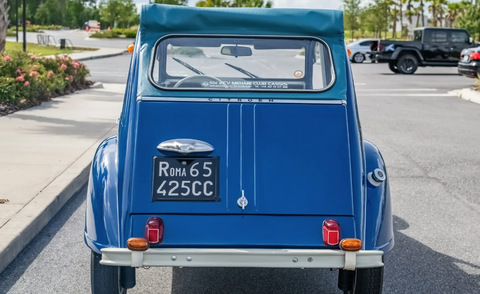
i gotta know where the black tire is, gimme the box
[91,251,127,294]
[388,61,400,73]
[397,54,418,74]
[341,267,384,294]
[353,267,384,294]
[352,53,365,63]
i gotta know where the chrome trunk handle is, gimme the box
[157,139,214,154]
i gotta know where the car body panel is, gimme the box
[84,5,394,260]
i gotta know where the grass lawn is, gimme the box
[5,41,77,56]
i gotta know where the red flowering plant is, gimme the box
[0,51,90,114]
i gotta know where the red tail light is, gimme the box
[322,219,340,246]
[145,217,164,244]
[470,52,480,60]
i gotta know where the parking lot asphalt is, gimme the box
[1,61,479,294]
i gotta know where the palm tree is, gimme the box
[428,0,438,27]
[0,0,8,52]
[414,6,422,27]
[445,2,462,27]
[391,6,399,39]
[406,0,413,26]
[436,0,448,27]
[419,0,425,26]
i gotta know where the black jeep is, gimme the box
[373,27,475,74]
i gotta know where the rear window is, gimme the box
[431,31,447,43]
[413,30,422,41]
[151,36,335,91]
[452,31,469,43]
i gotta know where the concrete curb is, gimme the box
[75,50,127,61]
[0,130,115,274]
[449,88,480,105]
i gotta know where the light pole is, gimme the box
[15,0,18,42]
[22,0,25,51]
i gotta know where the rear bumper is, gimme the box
[100,248,384,271]
[458,63,480,78]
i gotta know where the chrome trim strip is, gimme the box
[157,139,214,154]
[140,96,346,105]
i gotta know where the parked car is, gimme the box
[458,46,480,78]
[373,27,475,74]
[84,5,394,294]
[346,38,379,63]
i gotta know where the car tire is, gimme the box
[352,53,365,63]
[91,251,127,294]
[388,61,400,73]
[397,54,418,74]
[352,267,384,294]
[341,266,384,294]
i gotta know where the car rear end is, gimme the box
[87,6,389,294]
[458,47,480,78]
[102,35,383,271]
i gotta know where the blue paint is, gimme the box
[84,5,394,255]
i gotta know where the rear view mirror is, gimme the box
[221,46,252,57]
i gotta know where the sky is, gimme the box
[133,0,344,12]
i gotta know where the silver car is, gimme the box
[346,38,378,63]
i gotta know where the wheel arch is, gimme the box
[363,140,394,253]
[392,47,423,62]
[84,136,121,254]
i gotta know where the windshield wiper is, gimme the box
[225,63,260,79]
[172,57,204,75]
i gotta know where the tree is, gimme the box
[455,2,480,39]
[196,0,271,7]
[154,0,188,4]
[446,2,462,27]
[0,0,8,52]
[343,0,361,40]
[99,0,137,28]
[35,4,50,26]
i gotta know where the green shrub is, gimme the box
[90,29,137,39]
[90,31,120,38]
[123,29,137,38]
[0,51,90,108]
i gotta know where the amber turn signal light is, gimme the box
[127,238,149,251]
[127,44,134,53]
[347,49,351,56]
[340,238,362,251]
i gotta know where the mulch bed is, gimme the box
[0,81,94,117]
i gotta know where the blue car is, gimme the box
[85,5,394,294]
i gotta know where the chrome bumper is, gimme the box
[100,248,384,271]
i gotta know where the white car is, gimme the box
[346,38,378,63]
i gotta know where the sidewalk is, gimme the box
[0,84,125,274]
[449,87,480,105]
[45,47,127,61]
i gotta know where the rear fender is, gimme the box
[84,136,120,253]
[363,140,394,253]
[392,47,424,61]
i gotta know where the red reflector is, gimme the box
[470,52,480,60]
[145,217,164,244]
[322,219,340,246]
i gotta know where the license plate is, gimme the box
[152,157,219,201]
